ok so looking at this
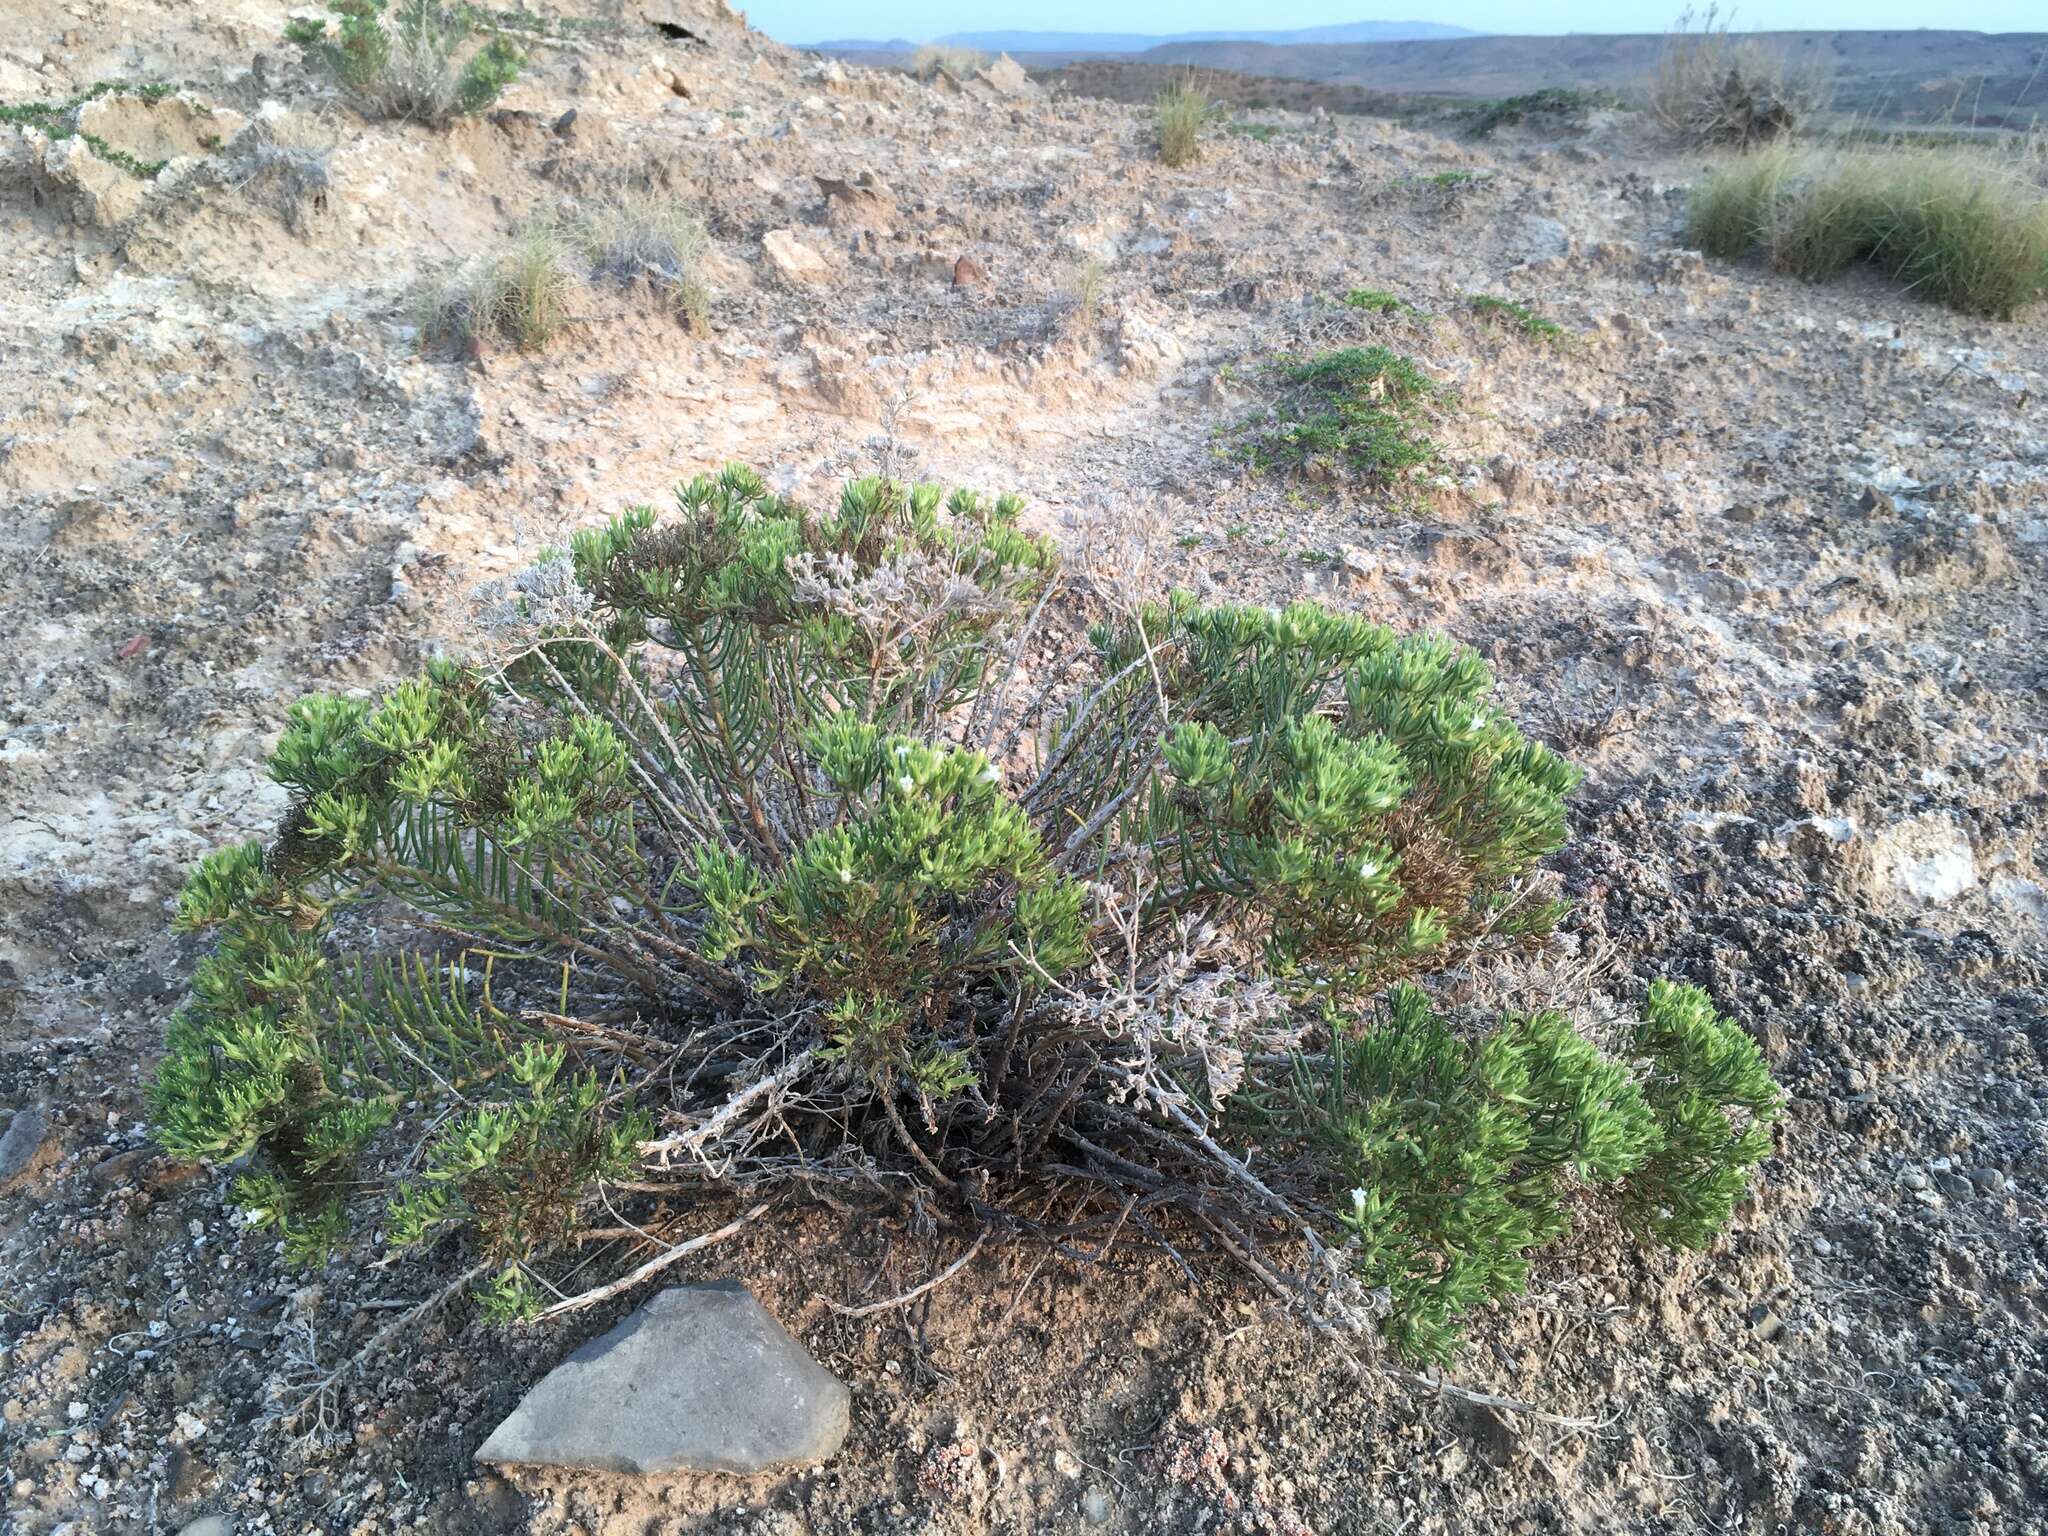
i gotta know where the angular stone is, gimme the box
[761,228,829,282]
[0,1105,51,1191]
[978,55,1035,97]
[476,1281,849,1475]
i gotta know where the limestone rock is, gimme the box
[40,136,151,226]
[762,228,829,282]
[978,55,1035,97]
[476,1281,850,1474]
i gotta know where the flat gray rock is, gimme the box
[0,1106,50,1190]
[476,1281,849,1475]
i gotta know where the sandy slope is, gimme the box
[1,4,2044,1533]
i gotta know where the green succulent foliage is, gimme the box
[151,462,1780,1367]
[691,724,1086,1079]
[286,0,523,121]
[1620,980,1785,1247]
[1225,346,1453,484]
[1064,598,1578,1001]
[1467,294,1571,347]
[386,1043,652,1259]
[1272,981,1779,1363]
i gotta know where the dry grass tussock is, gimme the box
[422,223,578,350]
[1688,138,2048,318]
[423,195,713,350]
[1646,4,1830,147]
[577,193,710,330]
[1156,75,1211,168]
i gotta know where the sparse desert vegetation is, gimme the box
[422,222,577,349]
[575,192,711,329]
[1228,345,1451,483]
[3,5,2046,1534]
[157,466,1778,1361]
[286,0,524,123]
[1646,4,1830,146]
[1155,74,1211,167]
[1468,293,1571,344]
[1688,140,2048,317]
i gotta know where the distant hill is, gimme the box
[803,20,1477,65]
[1135,29,2048,122]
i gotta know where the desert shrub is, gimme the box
[1467,294,1570,345]
[1342,288,1421,316]
[286,0,523,123]
[909,44,989,81]
[423,223,578,349]
[0,80,180,177]
[1467,87,1621,139]
[1688,141,2048,318]
[1156,76,1211,168]
[1646,4,1828,147]
[1225,346,1451,484]
[575,193,710,330]
[153,465,1781,1363]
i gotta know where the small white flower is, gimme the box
[1468,711,1486,730]
[1350,1186,1369,1218]
[839,868,854,884]
[980,766,999,783]
[1358,859,1378,880]
[894,742,910,757]
[897,775,915,793]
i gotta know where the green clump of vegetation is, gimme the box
[1467,87,1622,138]
[0,80,183,178]
[1226,121,1281,143]
[1225,346,1452,484]
[153,464,1782,1364]
[285,0,523,123]
[1342,288,1421,316]
[1467,294,1571,345]
[1264,978,1779,1362]
[1687,140,2048,319]
[1155,75,1212,168]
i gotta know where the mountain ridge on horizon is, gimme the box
[802,19,1479,52]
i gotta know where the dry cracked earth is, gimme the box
[1,3,2044,1533]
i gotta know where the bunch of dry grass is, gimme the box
[1688,139,2048,317]
[1156,75,1211,168]
[1647,5,1829,147]
[423,223,578,350]
[575,193,710,331]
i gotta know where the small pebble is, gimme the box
[1811,1236,1833,1257]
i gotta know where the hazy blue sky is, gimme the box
[744,1,2038,42]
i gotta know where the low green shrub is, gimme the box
[1342,288,1421,316]
[0,81,181,177]
[1688,141,2048,318]
[1467,87,1621,139]
[1467,293,1571,345]
[1225,346,1451,484]
[1156,76,1211,168]
[286,0,522,123]
[153,466,1781,1364]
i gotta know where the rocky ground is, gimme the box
[1,3,2044,1533]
